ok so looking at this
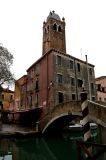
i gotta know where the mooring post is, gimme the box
[80,90,92,157]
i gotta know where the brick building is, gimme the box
[24,11,96,112]
[96,76,106,103]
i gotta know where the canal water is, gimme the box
[0,126,105,160]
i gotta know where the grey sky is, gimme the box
[0,0,106,79]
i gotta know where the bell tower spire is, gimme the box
[42,11,66,55]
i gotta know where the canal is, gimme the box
[0,126,105,160]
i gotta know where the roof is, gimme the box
[16,75,27,82]
[27,48,94,71]
[47,11,61,21]
[95,76,106,81]
[15,75,27,86]
[2,88,14,93]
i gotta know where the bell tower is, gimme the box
[42,11,66,55]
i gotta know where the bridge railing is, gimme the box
[88,100,106,127]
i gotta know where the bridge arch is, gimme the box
[42,112,82,134]
[39,100,106,135]
[39,101,82,134]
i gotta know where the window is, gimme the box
[2,94,4,100]
[35,78,39,90]
[36,94,38,106]
[36,64,40,75]
[91,83,94,90]
[77,79,83,87]
[44,27,47,33]
[97,84,102,91]
[99,97,101,101]
[92,96,95,101]
[27,97,28,106]
[30,94,32,106]
[20,99,23,107]
[89,68,93,75]
[58,25,61,32]
[102,87,105,92]
[57,74,63,83]
[57,55,62,65]
[70,60,74,69]
[31,69,34,79]
[58,92,64,103]
[53,23,57,31]
[71,77,75,86]
[77,63,80,72]
[10,95,13,100]
[97,84,101,91]
[47,25,49,32]
[72,94,76,100]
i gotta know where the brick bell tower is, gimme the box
[42,11,66,55]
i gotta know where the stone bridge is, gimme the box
[38,100,106,134]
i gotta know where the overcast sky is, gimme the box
[0,0,106,79]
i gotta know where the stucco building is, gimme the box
[96,76,106,103]
[14,75,27,110]
[2,88,14,111]
[24,11,96,112]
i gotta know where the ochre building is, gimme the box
[2,88,14,111]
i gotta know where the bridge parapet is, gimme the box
[88,101,106,127]
[38,100,106,134]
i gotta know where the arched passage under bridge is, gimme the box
[42,112,82,135]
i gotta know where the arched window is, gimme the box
[53,23,57,31]
[44,27,47,33]
[47,25,49,32]
[58,25,61,32]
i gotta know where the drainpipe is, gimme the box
[85,55,92,101]
[74,58,78,100]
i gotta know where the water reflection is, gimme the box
[0,136,78,160]
[0,127,105,160]
[0,139,12,160]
